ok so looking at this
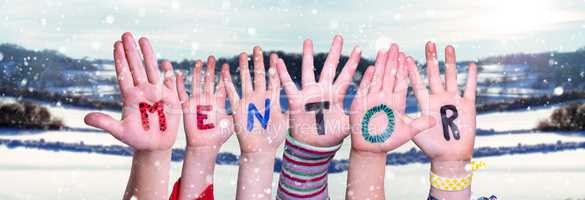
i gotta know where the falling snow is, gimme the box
[329,20,339,29]
[191,42,199,51]
[171,1,181,10]
[553,86,564,96]
[104,15,115,24]
[247,28,256,36]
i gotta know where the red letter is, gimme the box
[139,101,167,132]
[197,105,215,130]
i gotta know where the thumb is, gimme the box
[407,115,436,134]
[84,112,124,139]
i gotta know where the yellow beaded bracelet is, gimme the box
[430,161,486,191]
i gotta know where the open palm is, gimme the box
[176,56,233,150]
[350,44,435,153]
[222,47,288,153]
[84,33,180,150]
[276,36,361,147]
[410,42,478,161]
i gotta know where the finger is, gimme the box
[239,53,253,96]
[394,53,408,104]
[113,41,133,95]
[216,64,229,110]
[204,56,217,95]
[252,46,267,92]
[84,112,123,139]
[334,46,361,95]
[356,66,375,98]
[268,54,282,112]
[405,115,436,134]
[425,41,445,93]
[138,37,160,84]
[222,63,240,108]
[276,59,300,96]
[301,39,316,88]
[382,43,399,93]
[407,57,431,113]
[463,63,478,102]
[175,71,189,107]
[319,35,343,84]
[369,50,388,93]
[161,61,176,90]
[121,32,147,85]
[445,45,458,93]
[192,60,203,98]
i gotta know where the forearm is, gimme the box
[345,149,386,200]
[428,161,471,200]
[178,147,218,200]
[277,133,341,200]
[123,150,172,200]
[236,151,277,200]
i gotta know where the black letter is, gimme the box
[440,105,460,141]
[305,101,330,135]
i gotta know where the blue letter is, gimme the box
[247,98,271,132]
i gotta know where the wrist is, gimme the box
[240,151,277,167]
[350,148,387,161]
[430,160,471,178]
[133,149,172,162]
[241,150,277,157]
[186,145,220,154]
[184,146,219,162]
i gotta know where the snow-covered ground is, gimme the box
[1,97,585,199]
[1,147,584,199]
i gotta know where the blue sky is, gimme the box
[1,0,585,61]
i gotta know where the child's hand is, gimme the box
[350,44,435,153]
[176,56,233,151]
[409,42,478,162]
[275,35,361,147]
[84,33,180,151]
[222,47,288,153]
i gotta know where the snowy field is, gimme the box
[1,98,585,199]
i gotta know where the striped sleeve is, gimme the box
[277,131,342,200]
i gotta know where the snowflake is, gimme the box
[247,28,256,36]
[553,86,564,96]
[329,20,339,29]
[20,79,28,86]
[191,42,199,51]
[222,0,231,9]
[91,42,101,51]
[171,1,181,10]
[104,15,115,24]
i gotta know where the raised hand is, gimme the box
[176,56,233,150]
[275,35,361,147]
[345,45,435,200]
[222,47,287,153]
[409,42,478,199]
[84,33,180,200]
[350,44,435,153]
[175,56,234,200]
[85,32,180,151]
[222,47,287,200]
[409,42,477,162]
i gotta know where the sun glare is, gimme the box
[471,0,554,36]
